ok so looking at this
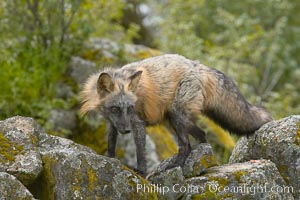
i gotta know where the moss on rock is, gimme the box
[0,132,23,163]
[0,118,43,186]
[232,170,247,182]
[32,132,158,199]
[0,172,36,200]
[184,160,294,199]
[295,123,300,146]
[230,116,300,199]
[199,155,218,169]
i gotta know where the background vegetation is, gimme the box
[0,0,299,163]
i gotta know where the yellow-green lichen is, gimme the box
[198,116,236,150]
[277,165,289,183]
[68,161,86,198]
[116,148,125,159]
[88,169,96,193]
[146,125,178,160]
[197,116,236,164]
[133,49,162,60]
[192,155,218,176]
[81,49,115,66]
[121,165,145,183]
[190,191,219,200]
[295,123,300,146]
[28,155,56,200]
[73,123,108,155]
[208,176,229,190]
[190,177,233,199]
[0,132,24,163]
[121,165,158,200]
[233,171,247,182]
[200,155,218,168]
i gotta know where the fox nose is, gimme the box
[124,129,131,134]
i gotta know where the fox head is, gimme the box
[80,70,143,134]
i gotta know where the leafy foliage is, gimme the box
[0,0,133,120]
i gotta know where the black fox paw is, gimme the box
[132,167,146,177]
[165,162,180,171]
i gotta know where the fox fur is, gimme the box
[80,54,273,176]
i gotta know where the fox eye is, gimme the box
[127,105,134,113]
[110,106,120,113]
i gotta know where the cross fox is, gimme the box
[80,54,272,176]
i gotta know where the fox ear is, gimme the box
[97,73,115,97]
[128,70,142,92]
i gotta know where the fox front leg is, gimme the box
[132,119,147,177]
[107,122,118,158]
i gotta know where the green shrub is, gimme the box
[0,0,136,123]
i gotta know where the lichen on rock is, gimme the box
[0,115,299,200]
[151,143,218,178]
[0,116,43,186]
[183,160,294,200]
[0,172,36,200]
[230,115,300,199]
[148,167,185,200]
[33,131,156,200]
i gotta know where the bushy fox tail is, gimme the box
[231,104,272,136]
[250,105,273,129]
[204,100,273,136]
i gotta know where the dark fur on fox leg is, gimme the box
[107,123,118,158]
[189,126,207,143]
[165,110,192,170]
[132,167,147,176]
[107,119,147,177]
[132,119,147,177]
[164,125,207,170]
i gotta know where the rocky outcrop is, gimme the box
[151,144,218,178]
[0,172,36,200]
[230,115,300,199]
[148,144,295,199]
[34,132,156,199]
[0,117,43,186]
[0,116,156,200]
[148,144,217,199]
[183,160,294,199]
[0,115,299,199]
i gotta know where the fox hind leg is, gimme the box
[189,126,207,143]
[167,109,192,169]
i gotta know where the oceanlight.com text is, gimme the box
[208,182,294,196]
